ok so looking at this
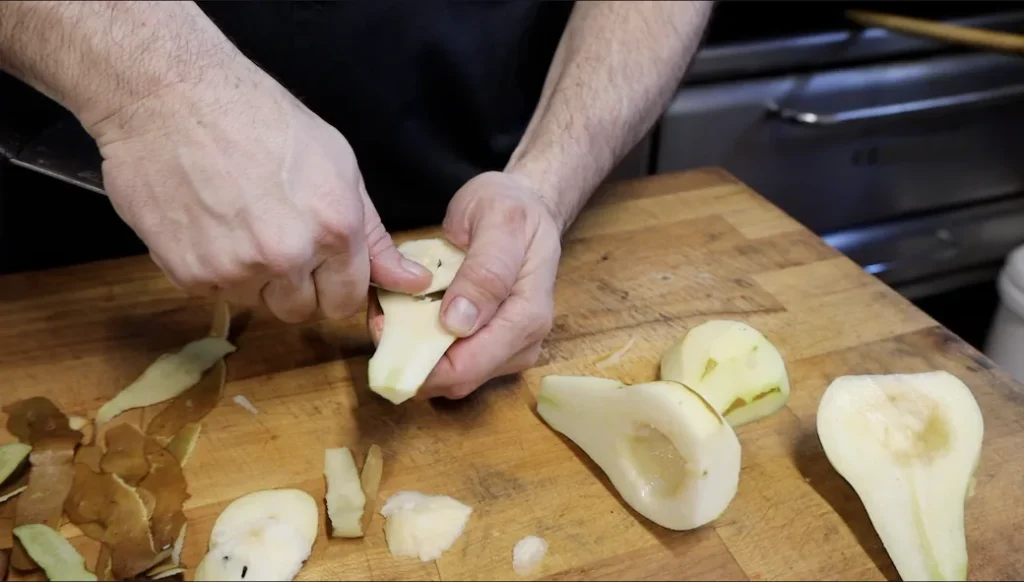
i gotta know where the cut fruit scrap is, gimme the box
[660,319,790,428]
[146,358,226,443]
[96,336,236,426]
[166,424,201,468]
[3,397,83,446]
[368,238,467,405]
[101,424,150,487]
[817,371,984,582]
[512,535,549,576]
[11,436,79,572]
[0,481,26,504]
[194,488,318,582]
[380,491,473,562]
[12,523,97,581]
[0,444,30,488]
[537,375,741,531]
[63,464,163,578]
[211,299,232,339]
[359,445,384,534]
[138,438,189,552]
[324,448,366,538]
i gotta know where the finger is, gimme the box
[440,212,527,337]
[417,339,543,401]
[261,273,318,323]
[313,250,370,320]
[361,186,432,294]
[419,293,545,397]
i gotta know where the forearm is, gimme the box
[0,1,248,136]
[506,1,713,233]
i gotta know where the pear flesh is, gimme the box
[816,371,983,581]
[368,238,467,405]
[536,375,741,531]
[660,319,790,427]
[194,488,319,581]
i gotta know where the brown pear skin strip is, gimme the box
[3,397,83,446]
[0,496,14,550]
[210,300,231,339]
[360,444,384,534]
[10,437,78,572]
[74,445,103,474]
[0,548,8,581]
[139,439,189,552]
[94,543,113,582]
[100,424,151,487]
[166,423,201,468]
[145,360,225,443]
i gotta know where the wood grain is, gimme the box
[1,167,1022,580]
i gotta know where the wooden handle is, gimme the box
[847,10,1024,55]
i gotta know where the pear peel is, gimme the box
[537,375,741,531]
[660,319,790,427]
[12,523,97,581]
[816,371,983,582]
[368,238,466,405]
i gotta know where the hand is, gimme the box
[368,171,562,399]
[91,67,431,323]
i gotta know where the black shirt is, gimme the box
[196,0,574,231]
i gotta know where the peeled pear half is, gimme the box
[536,375,741,531]
[368,238,466,405]
[661,319,790,427]
[816,371,983,581]
[194,488,319,581]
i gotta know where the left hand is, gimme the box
[368,170,563,399]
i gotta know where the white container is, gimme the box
[984,244,1024,383]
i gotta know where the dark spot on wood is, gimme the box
[734,278,754,289]
[599,252,611,262]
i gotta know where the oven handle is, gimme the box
[765,83,1024,127]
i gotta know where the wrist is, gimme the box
[505,160,579,236]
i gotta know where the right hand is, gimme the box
[87,65,431,323]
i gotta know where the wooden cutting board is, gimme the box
[1,167,1022,581]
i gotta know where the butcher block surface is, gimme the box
[2,167,1023,581]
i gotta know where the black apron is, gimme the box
[196,0,574,231]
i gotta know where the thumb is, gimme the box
[440,210,527,337]
[361,186,432,293]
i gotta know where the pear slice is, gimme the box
[194,488,318,582]
[816,371,983,581]
[368,238,467,405]
[660,320,790,427]
[536,375,741,531]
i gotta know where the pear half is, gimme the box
[661,319,790,427]
[536,375,741,531]
[368,238,467,404]
[816,371,983,581]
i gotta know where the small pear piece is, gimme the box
[368,238,467,405]
[536,375,741,531]
[816,371,983,582]
[323,447,365,538]
[660,319,790,427]
[380,491,472,562]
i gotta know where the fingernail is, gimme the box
[444,296,479,336]
[401,257,431,278]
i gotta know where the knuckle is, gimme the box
[364,220,394,260]
[459,259,515,303]
[261,237,313,275]
[317,210,361,249]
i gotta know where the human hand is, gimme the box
[90,66,431,323]
[368,171,562,399]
